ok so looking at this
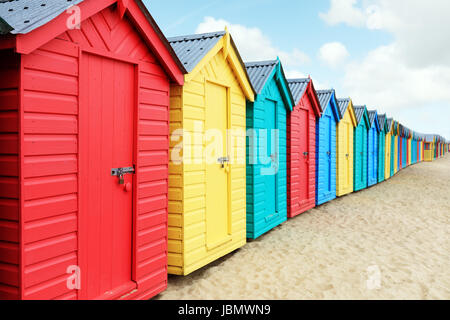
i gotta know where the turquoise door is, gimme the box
[264,99,277,217]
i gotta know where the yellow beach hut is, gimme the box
[385,118,394,180]
[167,31,255,275]
[336,98,357,196]
[393,121,399,174]
[424,134,435,162]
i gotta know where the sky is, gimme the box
[144,0,450,140]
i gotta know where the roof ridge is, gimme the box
[167,31,226,43]
[245,60,278,67]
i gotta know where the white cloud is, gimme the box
[321,0,450,138]
[195,17,310,74]
[318,42,350,68]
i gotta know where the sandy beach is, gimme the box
[158,156,450,300]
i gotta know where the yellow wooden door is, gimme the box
[344,121,351,191]
[205,82,230,250]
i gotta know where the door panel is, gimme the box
[82,54,135,299]
[324,115,332,193]
[345,122,351,189]
[299,108,309,202]
[205,82,230,248]
[264,99,277,216]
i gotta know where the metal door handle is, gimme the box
[303,152,309,157]
[111,166,135,185]
[218,157,230,168]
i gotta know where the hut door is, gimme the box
[80,54,135,300]
[264,99,277,217]
[205,82,230,250]
[299,108,309,203]
[324,115,332,193]
[345,121,351,190]
[360,128,365,184]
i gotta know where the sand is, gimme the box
[158,156,450,300]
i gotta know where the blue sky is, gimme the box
[143,0,449,139]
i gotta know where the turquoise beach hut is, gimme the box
[367,110,380,187]
[245,59,294,239]
[315,89,341,205]
[353,106,370,192]
[377,114,387,183]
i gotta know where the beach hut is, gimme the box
[401,127,408,168]
[367,110,380,187]
[407,128,412,166]
[0,0,186,300]
[411,133,418,165]
[392,121,399,175]
[424,135,435,162]
[245,60,294,239]
[353,106,370,191]
[336,98,357,197]
[377,114,387,183]
[286,78,322,218]
[167,31,254,275]
[398,124,403,170]
[315,90,341,205]
[385,118,394,179]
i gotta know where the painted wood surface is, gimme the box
[168,33,254,276]
[246,63,291,239]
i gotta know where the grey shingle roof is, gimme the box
[337,98,351,120]
[353,106,367,125]
[287,78,310,105]
[168,31,225,73]
[0,0,84,34]
[368,110,377,126]
[386,118,393,131]
[245,60,278,94]
[378,113,386,131]
[316,89,335,114]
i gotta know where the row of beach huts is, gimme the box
[0,0,448,300]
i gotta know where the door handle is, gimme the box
[326,151,331,156]
[303,152,309,157]
[218,157,230,168]
[111,166,135,185]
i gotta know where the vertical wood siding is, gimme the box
[17,5,170,299]
[378,130,385,183]
[246,74,288,239]
[168,49,247,275]
[315,103,337,205]
[354,122,368,191]
[0,50,20,300]
[336,109,354,197]
[287,92,316,218]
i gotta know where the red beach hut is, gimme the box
[286,78,322,218]
[0,0,185,300]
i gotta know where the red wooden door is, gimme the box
[299,108,309,204]
[80,53,136,300]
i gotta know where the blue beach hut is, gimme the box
[353,106,370,191]
[377,114,387,183]
[367,110,380,187]
[245,59,294,239]
[315,89,341,205]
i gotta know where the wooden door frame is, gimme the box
[78,47,140,300]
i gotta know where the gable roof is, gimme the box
[386,118,394,132]
[168,31,225,73]
[337,98,351,119]
[168,30,255,101]
[0,0,84,34]
[367,110,380,132]
[244,59,294,110]
[287,78,310,105]
[424,134,435,143]
[245,60,278,94]
[0,0,186,84]
[316,89,340,122]
[287,78,322,117]
[354,105,370,127]
[378,113,386,132]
